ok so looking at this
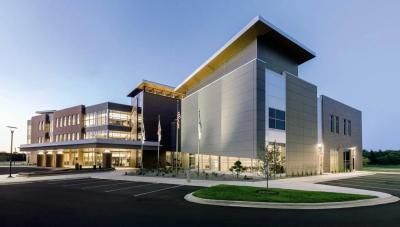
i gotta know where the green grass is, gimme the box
[193,185,376,203]
[363,164,400,172]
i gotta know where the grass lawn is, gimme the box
[363,164,400,172]
[193,185,376,203]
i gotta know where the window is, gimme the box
[348,120,352,136]
[344,119,347,135]
[268,108,285,130]
[68,116,71,126]
[72,115,76,125]
[77,114,80,125]
[76,132,80,140]
[335,116,339,134]
[330,115,334,132]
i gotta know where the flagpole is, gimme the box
[140,115,145,173]
[157,115,160,173]
[197,109,200,176]
[175,100,179,174]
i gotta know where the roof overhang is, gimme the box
[174,16,315,93]
[19,139,160,151]
[127,80,184,98]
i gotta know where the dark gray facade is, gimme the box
[318,95,362,172]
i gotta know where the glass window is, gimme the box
[330,115,334,132]
[77,114,80,125]
[335,116,339,134]
[344,119,347,135]
[348,120,352,136]
[268,108,285,130]
[109,110,131,127]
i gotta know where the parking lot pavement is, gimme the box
[1,175,400,226]
[41,178,189,197]
[319,173,400,197]
[0,166,49,175]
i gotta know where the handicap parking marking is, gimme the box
[82,181,137,190]
[133,184,184,197]
[105,183,156,193]
[46,178,93,185]
[62,179,111,187]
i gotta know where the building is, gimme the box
[21,16,362,174]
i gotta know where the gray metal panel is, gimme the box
[285,74,318,175]
[181,61,257,159]
[187,39,257,95]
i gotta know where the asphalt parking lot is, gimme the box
[319,173,400,197]
[0,174,399,226]
[0,166,49,175]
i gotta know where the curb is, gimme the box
[184,193,400,209]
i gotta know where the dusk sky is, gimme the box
[0,0,399,151]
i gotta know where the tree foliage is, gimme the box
[363,150,400,165]
[229,160,247,178]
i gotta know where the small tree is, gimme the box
[229,160,246,178]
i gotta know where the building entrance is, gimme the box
[343,149,352,172]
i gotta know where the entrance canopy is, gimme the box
[20,138,159,151]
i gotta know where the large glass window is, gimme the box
[85,130,108,139]
[269,108,285,130]
[330,115,334,132]
[84,110,107,127]
[109,130,131,140]
[109,110,131,127]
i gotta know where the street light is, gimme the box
[6,126,17,178]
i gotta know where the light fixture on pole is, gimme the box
[6,126,17,178]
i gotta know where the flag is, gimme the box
[157,116,162,142]
[176,111,181,129]
[198,110,202,140]
[141,122,146,145]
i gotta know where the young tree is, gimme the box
[229,160,247,178]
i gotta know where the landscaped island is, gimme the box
[193,185,376,203]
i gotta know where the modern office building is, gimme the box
[20,16,362,174]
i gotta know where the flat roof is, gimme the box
[175,16,315,93]
[19,139,159,151]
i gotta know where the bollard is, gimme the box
[186,169,191,183]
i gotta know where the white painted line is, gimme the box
[105,183,155,193]
[133,185,184,197]
[47,178,93,185]
[82,181,136,190]
[326,182,400,192]
[62,179,110,187]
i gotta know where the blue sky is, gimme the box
[0,0,399,151]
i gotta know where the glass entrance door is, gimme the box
[343,149,351,172]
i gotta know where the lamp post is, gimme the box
[6,126,17,178]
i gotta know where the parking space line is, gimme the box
[62,179,110,187]
[324,182,400,192]
[82,181,136,190]
[105,183,155,193]
[133,185,183,197]
[46,178,93,185]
